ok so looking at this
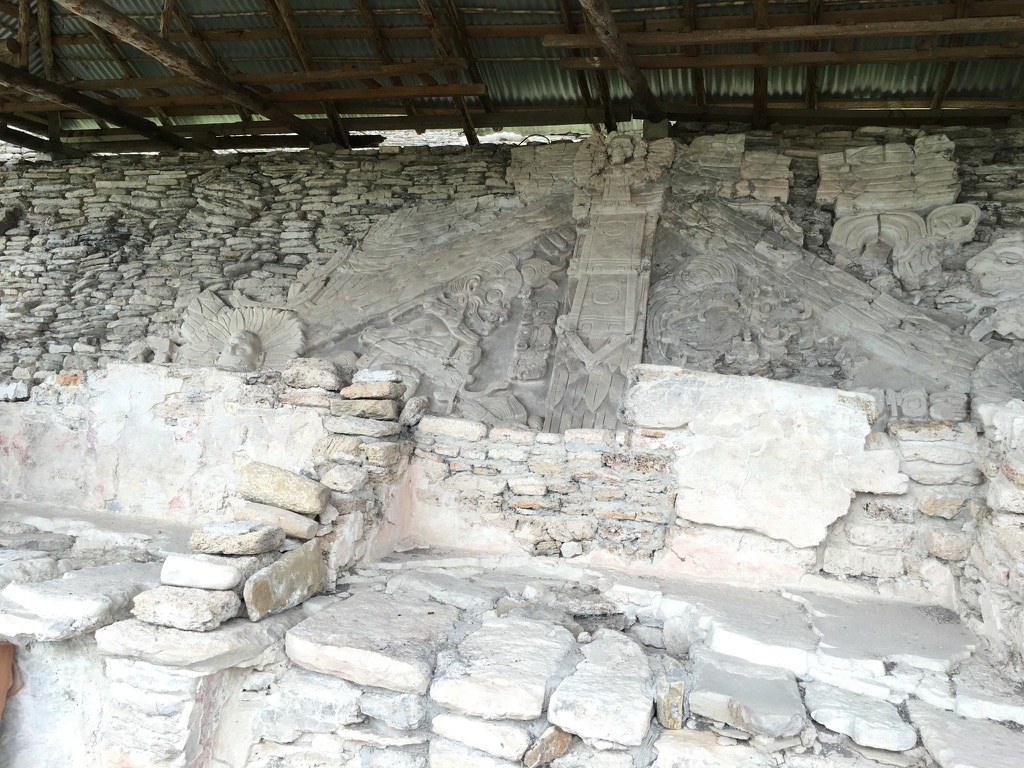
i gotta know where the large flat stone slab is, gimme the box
[160,552,276,591]
[428,739,519,768]
[804,681,917,751]
[253,666,362,743]
[0,562,161,641]
[243,538,328,621]
[548,629,653,747]
[909,700,1024,768]
[387,570,503,612]
[131,585,241,632]
[237,461,331,515]
[432,713,531,761]
[430,616,576,720]
[653,730,774,768]
[795,593,977,672]
[622,366,900,547]
[688,648,807,738]
[94,611,302,672]
[954,656,1024,726]
[0,550,59,589]
[286,592,461,694]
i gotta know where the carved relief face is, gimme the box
[216,330,265,372]
[967,237,1024,297]
[608,136,634,166]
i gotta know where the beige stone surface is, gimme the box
[243,539,328,621]
[330,399,400,420]
[416,415,488,442]
[189,520,285,555]
[229,498,320,540]
[237,461,331,516]
[160,551,277,591]
[324,415,403,438]
[523,726,573,768]
[319,464,370,494]
[622,366,900,548]
[431,713,531,761]
[286,591,461,693]
[910,699,1024,768]
[282,358,347,390]
[95,611,303,672]
[339,381,406,400]
[132,585,241,632]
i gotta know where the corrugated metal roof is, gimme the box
[1,0,1021,151]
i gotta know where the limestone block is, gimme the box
[0,550,59,589]
[416,415,488,442]
[282,358,347,391]
[804,682,917,751]
[286,592,461,693]
[254,667,362,742]
[888,421,976,443]
[550,742,634,767]
[0,562,161,641]
[340,381,406,400]
[0,531,75,551]
[359,689,426,730]
[988,472,1024,514]
[431,713,531,761]
[238,461,331,516]
[548,629,653,747]
[314,435,365,463]
[822,541,906,579]
[95,611,302,672]
[325,415,403,438]
[688,649,806,738]
[362,746,428,768]
[363,441,405,466]
[330,399,400,420]
[899,440,976,465]
[319,464,370,494]
[652,730,773,768]
[919,493,967,519]
[653,655,687,729]
[189,521,285,555]
[926,528,972,561]
[430,617,576,720]
[160,552,277,591]
[621,366,882,547]
[132,586,241,632]
[279,388,340,409]
[399,396,430,427]
[909,699,1024,768]
[954,656,1024,726]
[243,539,328,621]
[523,726,573,768]
[901,460,982,486]
[352,369,402,384]
[229,498,319,540]
[386,570,501,612]
[428,739,519,768]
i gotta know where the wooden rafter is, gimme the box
[351,0,419,120]
[577,0,665,122]
[805,0,821,110]
[51,0,334,146]
[437,0,494,113]
[559,43,1024,71]
[416,0,478,145]
[17,0,29,67]
[260,0,350,148]
[37,0,61,142]
[682,0,706,108]
[0,121,83,155]
[556,0,607,132]
[0,59,200,149]
[932,0,971,111]
[752,0,769,130]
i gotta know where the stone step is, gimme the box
[0,561,161,641]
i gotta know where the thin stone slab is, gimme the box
[432,713,531,761]
[795,593,977,672]
[132,585,241,632]
[909,699,1024,768]
[0,550,59,589]
[0,562,161,641]
[286,592,461,694]
[189,520,285,555]
[804,682,917,751]
[243,539,328,621]
[330,399,400,420]
[160,552,277,591]
[387,571,503,612]
[954,656,1024,726]
[95,611,303,673]
[237,461,331,516]
[430,616,576,720]
[339,381,406,400]
[550,742,635,768]
[282,358,347,391]
[0,531,75,551]
[660,581,820,676]
[548,629,654,747]
[359,690,427,730]
[324,415,403,438]
[653,730,773,768]
[688,648,807,738]
[229,498,319,540]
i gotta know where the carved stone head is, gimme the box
[967,234,1024,297]
[216,329,266,372]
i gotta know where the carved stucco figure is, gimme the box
[176,292,304,372]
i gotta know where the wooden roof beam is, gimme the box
[438,0,494,113]
[932,0,971,111]
[545,13,1024,48]
[17,0,29,68]
[559,43,1024,70]
[0,59,200,149]
[556,0,607,132]
[805,0,821,110]
[417,0,478,145]
[577,0,664,123]
[0,121,84,155]
[682,0,706,108]
[352,0,419,120]
[752,0,769,130]
[52,0,333,146]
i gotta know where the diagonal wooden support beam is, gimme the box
[17,0,29,67]
[438,0,494,113]
[417,0,479,145]
[0,59,199,149]
[577,0,665,122]
[682,0,706,108]
[52,0,334,146]
[0,121,84,155]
